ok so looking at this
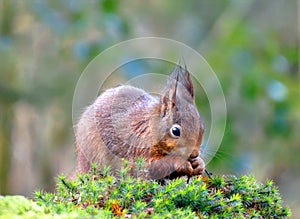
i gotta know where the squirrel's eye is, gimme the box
[170,124,181,138]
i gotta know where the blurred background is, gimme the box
[0,0,299,215]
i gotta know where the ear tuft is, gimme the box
[169,64,194,98]
[159,63,194,117]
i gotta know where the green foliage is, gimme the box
[0,195,47,218]
[1,163,290,218]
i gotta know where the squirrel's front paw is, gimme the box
[169,156,205,179]
[167,160,193,179]
[165,156,205,179]
[176,160,194,176]
[188,156,205,176]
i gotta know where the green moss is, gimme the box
[0,164,291,218]
[0,195,47,218]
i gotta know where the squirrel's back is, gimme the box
[75,85,158,173]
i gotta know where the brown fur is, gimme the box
[74,65,205,179]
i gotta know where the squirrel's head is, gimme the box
[151,65,204,159]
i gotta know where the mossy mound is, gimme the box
[0,165,291,218]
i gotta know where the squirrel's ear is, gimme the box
[159,64,194,117]
[170,64,194,99]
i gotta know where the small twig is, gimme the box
[205,169,212,179]
[187,169,212,184]
[187,176,191,184]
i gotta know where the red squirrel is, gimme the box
[74,65,205,179]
